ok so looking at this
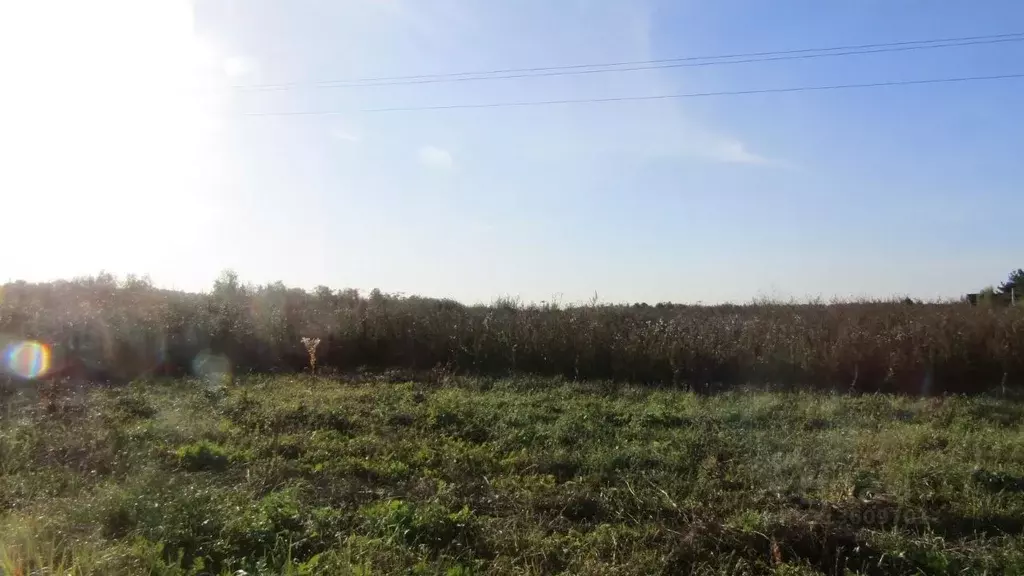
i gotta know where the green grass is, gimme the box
[3,376,1024,574]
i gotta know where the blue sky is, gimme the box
[2,0,1022,303]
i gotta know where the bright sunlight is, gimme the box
[0,0,225,285]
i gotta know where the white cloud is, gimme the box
[708,139,773,166]
[331,129,361,143]
[606,3,790,169]
[417,146,454,170]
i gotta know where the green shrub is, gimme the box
[174,440,230,472]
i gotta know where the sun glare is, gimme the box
[0,0,225,284]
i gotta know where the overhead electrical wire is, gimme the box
[233,31,1024,91]
[242,73,1024,116]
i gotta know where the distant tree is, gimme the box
[121,274,153,291]
[213,269,241,296]
[368,288,386,304]
[977,286,998,306]
[998,269,1024,295]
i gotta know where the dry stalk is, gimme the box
[300,337,321,374]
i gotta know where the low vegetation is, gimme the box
[3,375,1024,574]
[2,272,1024,395]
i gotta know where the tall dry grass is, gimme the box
[1,273,1022,394]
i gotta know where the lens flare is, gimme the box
[3,340,52,379]
[192,351,231,386]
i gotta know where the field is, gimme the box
[3,375,1024,575]
[2,275,1024,396]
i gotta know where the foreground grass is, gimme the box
[2,376,1024,575]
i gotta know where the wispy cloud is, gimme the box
[619,3,788,169]
[417,145,454,170]
[707,138,773,166]
[331,128,361,143]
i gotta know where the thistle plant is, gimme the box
[300,337,321,374]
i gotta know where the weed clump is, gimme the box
[174,440,230,472]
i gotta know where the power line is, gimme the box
[242,72,1024,116]
[234,31,1024,91]
[240,37,1024,90]
[236,31,1024,87]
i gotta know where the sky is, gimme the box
[1,0,1022,304]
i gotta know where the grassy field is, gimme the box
[2,375,1024,575]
